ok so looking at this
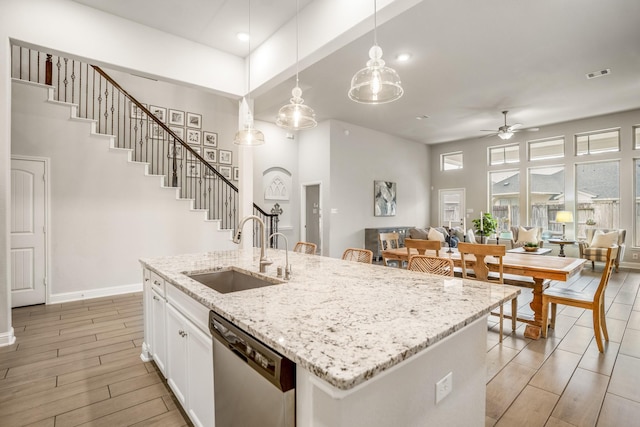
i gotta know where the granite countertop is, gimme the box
[140,248,520,391]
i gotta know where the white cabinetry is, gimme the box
[150,287,167,375]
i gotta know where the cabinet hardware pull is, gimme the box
[153,280,161,286]
[153,296,159,301]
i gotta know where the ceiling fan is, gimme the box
[481,110,539,140]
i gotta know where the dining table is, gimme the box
[382,246,587,339]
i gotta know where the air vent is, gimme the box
[586,69,611,79]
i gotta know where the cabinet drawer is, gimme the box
[150,271,166,297]
[167,283,211,336]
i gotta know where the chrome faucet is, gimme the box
[234,215,273,273]
[269,232,291,280]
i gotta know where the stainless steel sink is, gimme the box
[187,269,283,294]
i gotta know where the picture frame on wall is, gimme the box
[233,167,239,181]
[219,166,232,180]
[149,105,167,123]
[187,112,202,129]
[186,147,201,160]
[168,109,185,126]
[203,131,218,147]
[169,144,183,159]
[186,129,201,145]
[374,180,397,217]
[203,164,218,179]
[219,149,232,165]
[130,102,147,119]
[203,148,217,163]
[186,161,201,178]
[148,122,165,140]
[169,126,184,141]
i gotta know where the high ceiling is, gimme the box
[72,0,640,144]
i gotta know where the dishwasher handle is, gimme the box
[209,311,295,392]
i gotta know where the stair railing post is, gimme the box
[45,54,52,86]
[171,138,178,187]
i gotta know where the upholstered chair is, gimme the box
[579,229,626,272]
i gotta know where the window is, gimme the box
[576,129,619,155]
[439,189,465,229]
[528,166,565,238]
[634,126,640,149]
[489,170,520,229]
[441,152,463,171]
[528,137,564,161]
[489,144,519,166]
[575,160,620,239]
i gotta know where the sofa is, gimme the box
[579,228,626,272]
[408,226,466,247]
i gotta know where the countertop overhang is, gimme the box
[140,249,520,390]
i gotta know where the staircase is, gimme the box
[10,45,278,246]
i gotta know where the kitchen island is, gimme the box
[140,248,519,426]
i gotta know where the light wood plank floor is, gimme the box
[1,267,638,426]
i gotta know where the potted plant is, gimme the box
[523,241,539,252]
[472,212,498,243]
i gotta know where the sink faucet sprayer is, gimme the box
[269,232,291,280]
[234,215,273,273]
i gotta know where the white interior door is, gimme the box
[11,157,47,307]
[439,188,466,229]
[301,183,322,254]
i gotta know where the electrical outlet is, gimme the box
[435,372,453,404]
[633,253,638,260]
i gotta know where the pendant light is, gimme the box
[276,0,317,130]
[234,0,265,146]
[348,0,403,104]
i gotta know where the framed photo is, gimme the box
[219,166,232,180]
[203,131,218,147]
[149,105,167,123]
[203,148,217,163]
[219,149,232,165]
[169,126,184,141]
[186,147,201,160]
[148,122,165,140]
[130,102,147,119]
[186,129,201,145]
[169,144,183,160]
[168,109,185,126]
[233,167,239,181]
[187,112,202,129]
[186,161,201,178]
[203,164,218,179]
[374,180,397,217]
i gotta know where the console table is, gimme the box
[364,226,414,261]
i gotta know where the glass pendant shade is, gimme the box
[349,45,403,104]
[233,118,265,146]
[498,130,514,140]
[276,86,317,130]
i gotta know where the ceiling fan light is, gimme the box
[498,130,514,140]
[276,87,317,130]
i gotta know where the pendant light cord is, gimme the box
[247,0,252,121]
[295,0,299,87]
[373,0,378,46]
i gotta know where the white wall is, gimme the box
[429,108,640,265]
[12,81,235,299]
[328,120,431,258]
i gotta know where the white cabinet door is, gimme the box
[141,271,153,361]
[166,303,189,406]
[151,287,167,376]
[187,323,215,427]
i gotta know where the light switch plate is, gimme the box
[435,372,453,404]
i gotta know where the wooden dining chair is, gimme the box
[404,238,441,257]
[379,232,403,267]
[293,241,317,255]
[407,255,454,276]
[457,242,516,342]
[342,248,374,264]
[541,245,618,352]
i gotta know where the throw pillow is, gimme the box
[590,230,618,248]
[409,227,429,240]
[517,227,538,244]
[427,227,445,242]
[466,229,477,244]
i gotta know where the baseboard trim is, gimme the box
[0,327,16,347]
[49,283,143,304]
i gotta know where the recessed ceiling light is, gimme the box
[237,32,250,42]
[396,53,412,62]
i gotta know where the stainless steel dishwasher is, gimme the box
[209,311,296,427]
